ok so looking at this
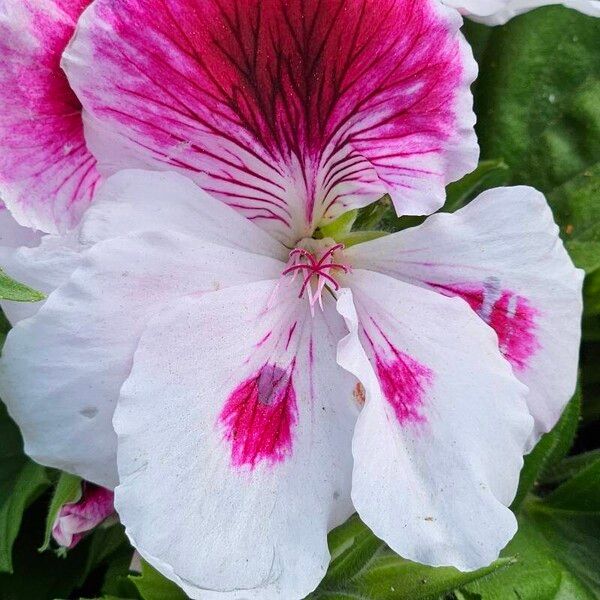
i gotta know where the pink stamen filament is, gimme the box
[283,244,349,313]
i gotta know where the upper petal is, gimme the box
[346,186,584,441]
[336,270,532,570]
[443,0,600,24]
[0,0,100,233]
[0,230,282,488]
[114,279,358,599]
[64,0,478,243]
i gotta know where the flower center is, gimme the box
[282,240,349,312]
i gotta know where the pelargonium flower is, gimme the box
[52,483,115,549]
[443,0,600,24]
[0,0,583,597]
[1,167,582,598]
[0,0,96,323]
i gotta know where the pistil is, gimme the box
[282,243,349,313]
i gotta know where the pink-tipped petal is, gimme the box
[337,270,532,571]
[114,279,358,599]
[346,186,584,442]
[52,484,115,549]
[64,0,477,243]
[0,0,100,233]
[443,0,600,24]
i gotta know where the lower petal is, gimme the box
[337,269,532,570]
[114,279,357,599]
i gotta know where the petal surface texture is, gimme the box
[0,171,284,488]
[443,0,600,23]
[114,279,358,599]
[64,0,478,243]
[0,205,43,323]
[0,0,100,233]
[336,271,533,570]
[345,187,584,440]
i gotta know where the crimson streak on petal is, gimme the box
[219,363,298,469]
[363,326,432,425]
[428,281,540,372]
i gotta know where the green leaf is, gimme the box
[542,450,600,486]
[0,269,45,302]
[511,391,581,511]
[543,457,600,514]
[130,560,188,600]
[444,160,511,214]
[476,6,600,193]
[462,500,600,600]
[0,310,10,350]
[0,402,51,572]
[40,472,82,552]
[547,163,600,274]
[336,230,388,247]
[354,196,393,231]
[307,516,512,600]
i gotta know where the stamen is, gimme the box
[283,243,349,313]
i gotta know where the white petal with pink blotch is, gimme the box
[115,279,357,599]
[336,272,532,570]
[345,187,584,442]
[0,170,285,488]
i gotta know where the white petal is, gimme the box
[443,0,600,24]
[346,186,583,441]
[0,228,80,324]
[337,270,532,571]
[0,231,282,487]
[81,169,286,260]
[114,279,358,599]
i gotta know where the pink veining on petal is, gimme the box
[0,0,100,233]
[52,483,115,549]
[219,363,298,469]
[428,280,541,372]
[363,325,432,425]
[66,0,469,240]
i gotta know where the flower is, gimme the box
[52,483,115,549]
[0,0,97,324]
[0,0,584,598]
[1,167,582,598]
[442,0,600,24]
